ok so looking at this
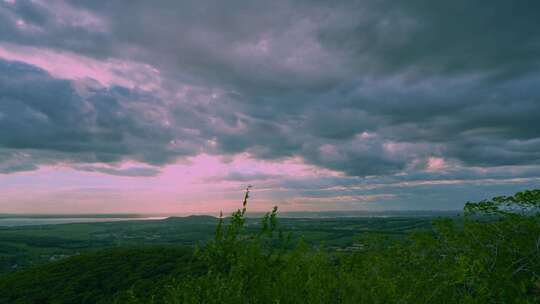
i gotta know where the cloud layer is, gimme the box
[0,0,539,211]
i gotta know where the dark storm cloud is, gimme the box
[0,59,203,172]
[317,1,540,78]
[0,0,112,56]
[0,0,539,179]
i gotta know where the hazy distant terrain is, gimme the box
[0,214,441,275]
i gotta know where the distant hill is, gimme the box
[165,215,218,223]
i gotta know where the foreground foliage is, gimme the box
[166,189,540,303]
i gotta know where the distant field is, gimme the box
[0,215,451,275]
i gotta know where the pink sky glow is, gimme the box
[0,154,354,214]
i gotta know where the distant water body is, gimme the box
[0,217,166,227]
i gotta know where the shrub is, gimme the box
[166,188,540,303]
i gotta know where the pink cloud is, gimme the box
[0,43,161,90]
[426,157,447,171]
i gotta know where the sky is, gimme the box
[0,0,539,214]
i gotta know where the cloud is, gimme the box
[72,165,161,177]
[0,0,539,185]
[0,150,38,173]
[0,43,162,89]
[0,59,204,172]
